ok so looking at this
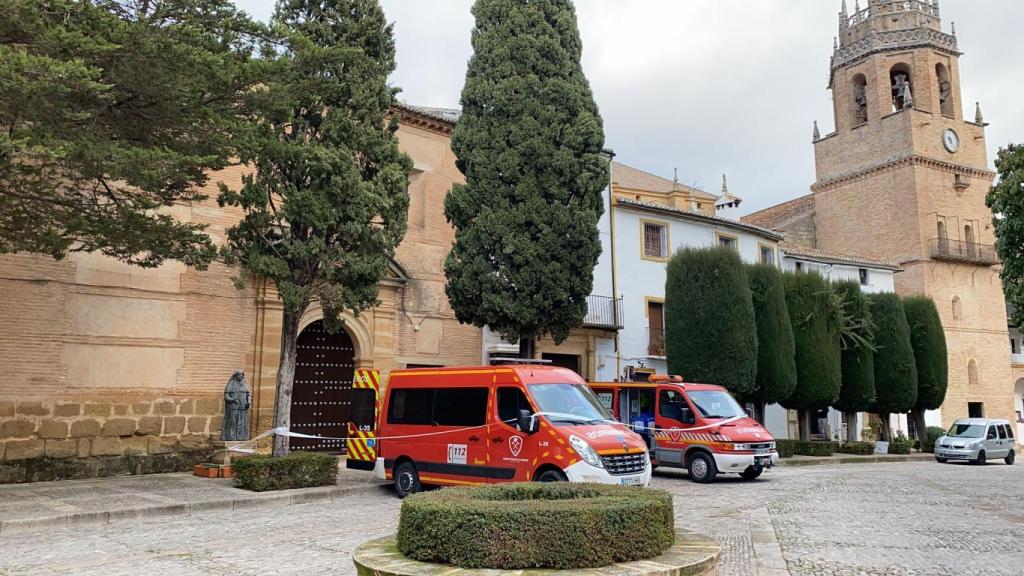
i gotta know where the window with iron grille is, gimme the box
[643,222,668,258]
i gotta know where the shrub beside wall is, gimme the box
[776,440,837,457]
[233,451,338,491]
[835,442,875,455]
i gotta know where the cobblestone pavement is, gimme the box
[1,461,1021,575]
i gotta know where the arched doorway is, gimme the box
[290,320,355,452]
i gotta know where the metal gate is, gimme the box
[289,320,354,452]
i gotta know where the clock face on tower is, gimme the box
[943,129,960,153]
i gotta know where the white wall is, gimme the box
[592,158,615,300]
[781,256,895,294]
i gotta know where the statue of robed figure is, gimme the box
[221,370,251,441]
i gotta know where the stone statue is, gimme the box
[221,370,251,441]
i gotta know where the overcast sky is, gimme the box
[234,0,1023,215]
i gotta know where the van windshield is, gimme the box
[687,390,746,419]
[528,383,613,425]
[947,423,985,438]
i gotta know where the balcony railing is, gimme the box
[647,327,666,357]
[581,295,623,330]
[1012,353,1024,366]
[928,238,999,266]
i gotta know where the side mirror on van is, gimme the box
[517,409,536,434]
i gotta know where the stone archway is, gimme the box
[289,320,356,452]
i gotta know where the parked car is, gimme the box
[934,418,1015,465]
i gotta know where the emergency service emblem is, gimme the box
[508,435,523,457]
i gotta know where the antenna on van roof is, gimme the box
[489,357,553,366]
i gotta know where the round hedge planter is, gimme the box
[395,483,675,570]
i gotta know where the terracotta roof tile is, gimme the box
[781,243,902,271]
[612,162,717,200]
[615,198,784,241]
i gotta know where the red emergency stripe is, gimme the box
[348,440,367,460]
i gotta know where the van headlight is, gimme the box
[569,434,604,468]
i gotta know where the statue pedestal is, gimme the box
[211,441,248,466]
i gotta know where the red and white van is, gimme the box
[346,365,651,497]
[589,376,778,483]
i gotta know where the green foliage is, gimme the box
[743,264,797,407]
[986,143,1024,328]
[444,0,608,347]
[775,440,837,457]
[903,296,948,411]
[887,431,913,455]
[832,281,876,413]
[220,0,411,325]
[835,442,875,455]
[396,483,674,569]
[920,426,946,453]
[0,0,267,268]
[781,272,841,411]
[664,247,757,395]
[233,451,337,491]
[868,293,918,415]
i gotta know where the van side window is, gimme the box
[497,387,532,425]
[434,388,489,427]
[997,424,1008,440]
[387,388,434,425]
[659,389,690,423]
[1006,424,1015,440]
[987,426,997,440]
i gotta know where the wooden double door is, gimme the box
[289,320,354,452]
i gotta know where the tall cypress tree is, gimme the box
[445,0,607,356]
[665,247,757,397]
[832,280,875,442]
[903,296,948,449]
[868,293,918,441]
[742,264,796,422]
[220,0,411,456]
[781,271,841,440]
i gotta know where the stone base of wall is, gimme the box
[0,450,212,484]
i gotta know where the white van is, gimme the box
[935,418,1015,465]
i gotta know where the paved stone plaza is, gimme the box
[1,462,1021,576]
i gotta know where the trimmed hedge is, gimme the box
[835,442,875,455]
[888,433,913,455]
[396,483,674,569]
[776,440,837,457]
[232,451,337,492]
[920,426,946,453]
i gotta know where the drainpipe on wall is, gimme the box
[607,152,621,381]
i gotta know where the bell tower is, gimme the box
[811,0,1013,427]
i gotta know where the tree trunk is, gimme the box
[518,336,535,359]
[879,413,891,442]
[799,409,811,441]
[912,408,929,452]
[753,403,766,425]
[272,308,303,457]
[845,411,859,443]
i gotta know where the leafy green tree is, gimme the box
[868,293,918,441]
[986,143,1024,328]
[219,0,410,456]
[903,296,948,450]
[781,271,841,440]
[444,0,607,357]
[1,0,265,268]
[665,247,757,397]
[741,264,796,423]
[831,281,875,442]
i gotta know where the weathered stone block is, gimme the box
[37,419,69,439]
[178,435,209,451]
[163,416,186,434]
[196,397,222,415]
[54,403,82,417]
[0,401,14,417]
[114,405,129,416]
[187,416,208,434]
[91,437,122,457]
[209,416,224,435]
[16,401,49,416]
[132,402,151,415]
[102,418,138,437]
[70,419,102,438]
[148,436,176,455]
[122,435,150,455]
[153,400,176,415]
[84,403,112,417]
[137,416,162,436]
[5,439,45,460]
[77,438,91,458]
[45,439,78,459]
[1,419,36,438]
[178,399,194,415]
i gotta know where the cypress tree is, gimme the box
[220,0,411,456]
[868,293,918,441]
[444,0,608,356]
[832,280,875,442]
[903,296,948,449]
[781,271,841,440]
[742,264,796,423]
[665,247,757,397]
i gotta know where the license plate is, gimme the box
[755,448,772,455]
[620,476,644,486]
[756,457,773,468]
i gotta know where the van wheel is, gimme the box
[975,451,986,466]
[1006,450,1015,465]
[536,469,568,482]
[687,452,717,484]
[393,461,421,498]
[935,456,947,463]
[740,466,762,481]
